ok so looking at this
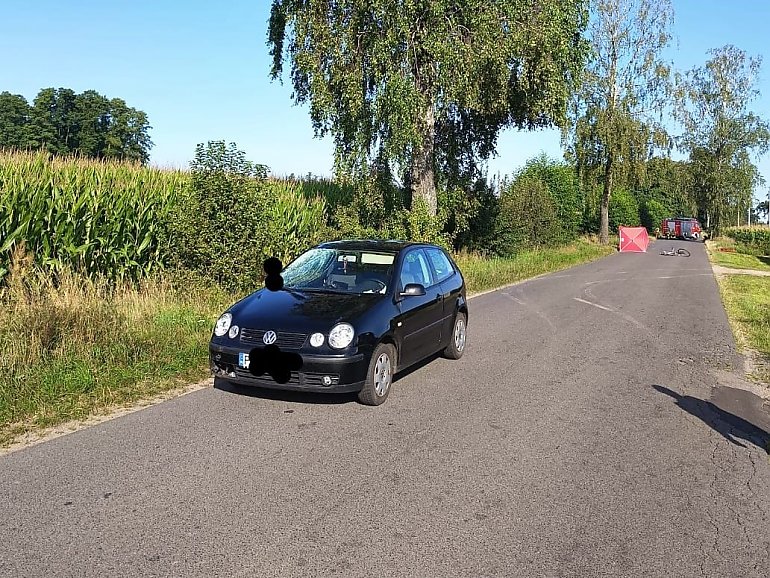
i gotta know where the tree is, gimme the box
[674,45,770,234]
[29,88,74,154]
[639,156,695,216]
[0,92,33,150]
[268,0,589,214]
[104,97,153,164]
[565,0,673,243]
[756,200,768,223]
[2,88,153,163]
[74,90,111,158]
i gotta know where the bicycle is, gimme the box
[660,246,690,257]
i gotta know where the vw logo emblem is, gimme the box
[263,330,277,345]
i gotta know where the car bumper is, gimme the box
[209,343,368,393]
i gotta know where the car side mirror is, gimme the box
[399,283,426,297]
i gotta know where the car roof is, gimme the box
[316,239,428,252]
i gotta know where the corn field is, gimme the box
[264,180,328,265]
[0,151,189,282]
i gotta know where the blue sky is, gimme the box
[1,0,768,205]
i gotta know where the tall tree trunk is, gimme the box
[600,152,613,244]
[410,104,436,215]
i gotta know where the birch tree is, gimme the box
[566,0,673,243]
[268,0,589,214]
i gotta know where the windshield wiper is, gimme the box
[286,286,349,295]
[275,285,312,299]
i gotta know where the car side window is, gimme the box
[399,250,433,289]
[425,248,454,283]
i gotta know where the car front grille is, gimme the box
[230,368,339,388]
[240,328,308,349]
[211,350,342,389]
[233,367,301,386]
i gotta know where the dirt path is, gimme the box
[712,264,770,277]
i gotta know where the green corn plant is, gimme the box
[263,181,328,265]
[0,151,189,283]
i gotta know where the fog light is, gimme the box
[322,375,333,386]
[310,333,325,347]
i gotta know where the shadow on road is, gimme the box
[652,384,769,453]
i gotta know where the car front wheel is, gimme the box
[443,312,467,360]
[358,343,396,406]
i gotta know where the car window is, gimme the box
[399,249,433,288]
[282,248,395,294]
[425,247,454,283]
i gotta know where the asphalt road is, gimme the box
[2,239,769,578]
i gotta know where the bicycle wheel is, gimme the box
[676,248,691,257]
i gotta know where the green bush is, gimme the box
[724,226,770,255]
[451,181,499,252]
[608,188,640,231]
[492,174,561,256]
[397,197,451,248]
[517,154,582,242]
[438,186,484,250]
[328,187,394,240]
[581,183,602,234]
[169,141,328,292]
[640,198,669,232]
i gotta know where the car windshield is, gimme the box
[281,248,397,294]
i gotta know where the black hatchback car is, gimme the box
[209,240,468,405]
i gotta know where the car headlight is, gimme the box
[214,313,232,337]
[310,332,325,347]
[328,323,355,349]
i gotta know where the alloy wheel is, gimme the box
[454,317,466,352]
[373,353,392,396]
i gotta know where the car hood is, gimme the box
[229,287,385,333]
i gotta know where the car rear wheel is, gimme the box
[358,343,396,406]
[443,312,467,360]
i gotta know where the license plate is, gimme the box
[238,352,250,369]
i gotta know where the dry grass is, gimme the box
[0,251,234,445]
[455,238,615,296]
[0,238,615,446]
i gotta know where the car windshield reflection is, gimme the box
[281,248,396,295]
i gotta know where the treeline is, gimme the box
[0,143,690,292]
[0,88,152,164]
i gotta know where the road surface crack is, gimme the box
[746,451,767,521]
[707,443,726,561]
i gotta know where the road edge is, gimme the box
[2,250,613,456]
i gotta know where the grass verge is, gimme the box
[0,269,235,446]
[1,238,614,447]
[706,238,770,272]
[456,238,615,296]
[716,275,770,384]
